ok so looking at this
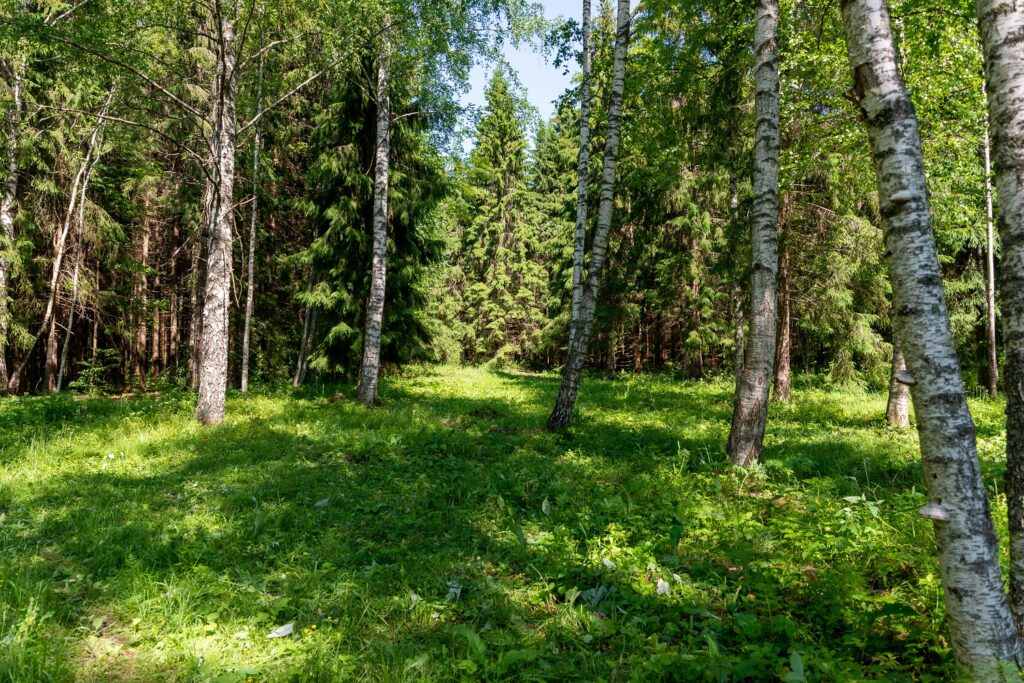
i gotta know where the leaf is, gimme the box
[783,651,807,682]
[513,524,527,547]
[266,623,294,639]
[541,497,550,515]
[669,524,684,547]
[314,498,330,508]
[452,624,486,658]
[564,586,581,605]
[656,578,672,595]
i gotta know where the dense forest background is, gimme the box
[0,0,998,397]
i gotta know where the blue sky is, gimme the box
[460,0,578,124]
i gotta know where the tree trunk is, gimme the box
[844,0,1023,674]
[0,57,24,394]
[548,0,631,430]
[977,0,1024,637]
[886,339,910,428]
[357,39,392,406]
[293,303,312,388]
[194,10,239,424]
[568,0,593,351]
[773,243,792,402]
[241,54,264,396]
[56,146,97,392]
[12,108,106,392]
[727,0,781,467]
[983,93,999,400]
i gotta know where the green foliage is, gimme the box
[1,367,1007,680]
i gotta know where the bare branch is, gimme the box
[46,33,208,122]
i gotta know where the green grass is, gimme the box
[0,366,1009,681]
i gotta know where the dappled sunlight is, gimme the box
[0,367,993,679]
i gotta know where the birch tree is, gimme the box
[240,54,264,396]
[842,0,1023,675]
[726,0,780,467]
[885,340,910,428]
[193,1,240,424]
[547,0,630,431]
[568,0,592,351]
[0,53,22,393]
[976,0,1024,630]
[357,32,392,406]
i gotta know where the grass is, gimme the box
[0,366,1010,681]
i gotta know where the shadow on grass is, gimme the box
[0,370,951,681]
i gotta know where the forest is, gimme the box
[3,0,1024,679]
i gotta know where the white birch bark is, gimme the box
[357,35,392,406]
[56,137,100,392]
[241,54,264,396]
[194,6,239,424]
[10,103,108,391]
[0,56,24,394]
[976,0,1024,634]
[843,0,1023,675]
[983,103,999,399]
[727,0,781,467]
[548,0,631,430]
[568,0,593,350]
[886,339,910,428]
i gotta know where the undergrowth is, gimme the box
[0,367,1009,681]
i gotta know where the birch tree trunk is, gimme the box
[568,0,593,351]
[241,54,264,396]
[547,0,630,431]
[0,57,24,394]
[293,303,312,388]
[357,39,392,406]
[194,8,239,424]
[10,107,107,392]
[886,339,910,428]
[976,0,1024,634]
[773,243,791,402]
[727,0,780,467]
[983,101,998,399]
[843,0,1023,674]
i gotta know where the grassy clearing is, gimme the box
[0,366,1009,681]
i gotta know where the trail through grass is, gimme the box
[0,367,1009,681]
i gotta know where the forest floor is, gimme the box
[0,366,1008,681]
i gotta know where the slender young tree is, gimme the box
[547,0,630,430]
[976,0,1024,631]
[773,242,791,402]
[842,0,1023,675]
[357,31,392,406]
[726,0,781,467]
[568,0,593,350]
[982,85,998,399]
[0,54,21,393]
[240,53,264,396]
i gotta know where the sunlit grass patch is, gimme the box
[0,367,1007,680]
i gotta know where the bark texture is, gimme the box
[241,55,264,396]
[0,57,24,393]
[357,41,392,406]
[976,0,1024,634]
[195,10,238,424]
[844,0,1023,674]
[983,106,999,399]
[568,0,593,350]
[547,0,631,431]
[886,340,910,428]
[727,0,781,467]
